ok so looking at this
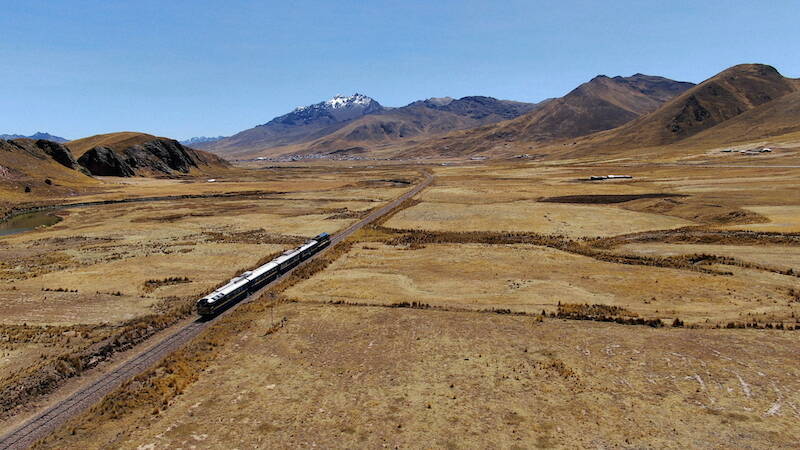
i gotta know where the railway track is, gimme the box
[0,172,432,450]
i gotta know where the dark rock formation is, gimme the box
[33,139,84,172]
[77,146,136,177]
[1,138,89,174]
[76,138,228,177]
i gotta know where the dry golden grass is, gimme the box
[385,164,799,237]
[284,242,799,325]
[385,201,692,237]
[0,165,418,420]
[616,243,800,273]
[65,132,167,156]
[39,303,800,449]
[0,148,100,211]
[25,160,800,448]
[724,206,800,233]
[0,169,412,327]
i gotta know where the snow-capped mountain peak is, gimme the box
[325,93,373,109]
[293,93,376,112]
[180,136,226,146]
[273,94,383,127]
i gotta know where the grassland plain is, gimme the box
[38,303,800,449]
[14,160,800,448]
[283,242,799,325]
[616,243,800,274]
[0,165,420,425]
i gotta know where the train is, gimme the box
[196,232,330,316]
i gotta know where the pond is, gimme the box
[0,211,61,237]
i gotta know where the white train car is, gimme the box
[197,232,330,316]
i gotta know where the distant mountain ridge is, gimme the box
[198,93,540,158]
[564,63,800,157]
[0,132,68,143]
[410,96,539,121]
[279,93,384,124]
[181,136,225,146]
[295,96,543,157]
[152,63,799,162]
[502,73,696,140]
[398,73,695,158]
[196,93,384,157]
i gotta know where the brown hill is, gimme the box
[396,74,694,158]
[571,64,798,154]
[67,132,165,156]
[67,132,229,177]
[496,74,694,141]
[680,88,800,147]
[0,139,98,204]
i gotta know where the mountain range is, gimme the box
[191,73,705,159]
[181,136,225,146]
[400,73,696,158]
[0,132,68,143]
[5,63,798,167]
[193,93,542,158]
[552,63,800,160]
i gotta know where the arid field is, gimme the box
[284,241,798,324]
[42,303,800,449]
[6,4,800,448]
[0,165,420,427]
[3,159,799,448]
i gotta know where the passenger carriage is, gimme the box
[196,232,330,316]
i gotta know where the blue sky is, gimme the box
[2,0,798,140]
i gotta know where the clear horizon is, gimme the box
[2,0,799,141]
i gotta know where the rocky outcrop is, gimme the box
[1,138,87,173]
[76,138,228,177]
[77,146,136,177]
[32,139,85,172]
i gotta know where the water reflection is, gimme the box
[0,211,61,237]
